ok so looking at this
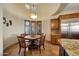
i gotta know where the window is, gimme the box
[24,20,42,35]
[25,20,30,34]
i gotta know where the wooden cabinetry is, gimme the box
[51,34,60,44]
[51,19,59,30]
[51,18,60,45]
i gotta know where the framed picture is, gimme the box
[9,20,12,25]
[6,23,9,27]
[3,17,6,24]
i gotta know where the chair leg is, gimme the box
[18,47,21,55]
[43,44,45,50]
[24,48,26,56]
[39,46,41,54]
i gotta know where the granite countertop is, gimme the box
[61,39,79,56]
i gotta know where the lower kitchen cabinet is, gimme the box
[59,45,69,56]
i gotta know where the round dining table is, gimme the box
[24,35,41,40]
[24,35,41,49]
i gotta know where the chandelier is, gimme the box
[25,4,37,19]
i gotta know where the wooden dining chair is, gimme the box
[17,36,30,56]
[21,33,29,37]
[34,34,46,53]
[40,34,46,50]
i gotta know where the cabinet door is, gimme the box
[51,35,56,44]
[51,19,59,30]
[51,35,59,45]
[51,18,60,45]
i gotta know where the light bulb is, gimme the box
[30,14,37,19]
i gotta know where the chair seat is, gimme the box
[25,41,31,46]
[25,40,30,42]
[21,41,31,48]
[34,39,40,45]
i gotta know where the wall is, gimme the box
[0,5,3,55]
[3,9,24,50]
[42,19,51,41]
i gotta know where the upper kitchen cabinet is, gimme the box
[51,18,60,30]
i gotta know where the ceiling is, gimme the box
[2,3,79,20]
[63,3,79,11]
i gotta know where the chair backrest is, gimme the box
[17,36,26,47]
[40,34,46,45]
[21,34,25,37]
[21,33,29,37]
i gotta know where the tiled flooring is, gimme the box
[4,41,59,56]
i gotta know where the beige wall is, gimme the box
[0,5,3,55]
[42,19,51,41]
[3,9,24,50]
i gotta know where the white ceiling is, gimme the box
[37,3,60,19]
[3,3,61,20]
[63,3,79,11]
[2,3,79,20]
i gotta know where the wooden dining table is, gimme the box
[24,35,41,49]
[24,35,41,40]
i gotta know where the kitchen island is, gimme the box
[59,39,79,56]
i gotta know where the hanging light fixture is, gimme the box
[30,13,37,19]
[30,4,37,19]
[25,3,37,19]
